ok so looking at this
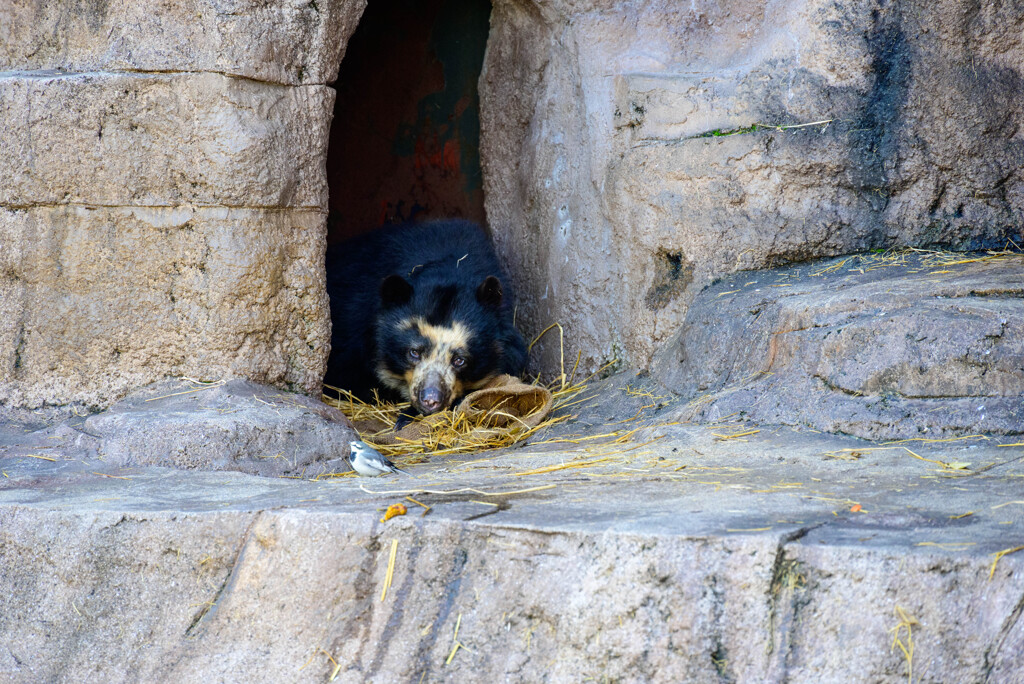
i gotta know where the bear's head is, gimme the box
[374,274,506,415]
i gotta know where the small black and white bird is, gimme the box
[348,440,411,477]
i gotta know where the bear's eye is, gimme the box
[452,355,466,368]
[408,348,421,361]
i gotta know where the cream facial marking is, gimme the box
[412,318,471,353]
[376,363,413,401]
[408,318,473,412]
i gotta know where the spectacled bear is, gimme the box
[325,220,528,417]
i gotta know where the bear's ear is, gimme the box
[381,275,413,308]
[476,275,503,309]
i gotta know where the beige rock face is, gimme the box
[0,206,329,407]
[0,0,366,85]
[2,0,1021,412]
[653,254,1024,439]
[481,0,1024,375]
[2,455,1023,683]
[0,2,366,408]
[0,73,334,209]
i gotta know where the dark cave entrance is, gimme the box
[325,0,492,246]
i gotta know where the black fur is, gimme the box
[325,220,528,406]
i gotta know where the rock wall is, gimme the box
[653,253,1024,439]
[3,0,1022,409]
[0,0,366,408]
[2,505,1022,683]
[480,0,1024,375]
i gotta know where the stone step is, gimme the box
[654,253,1024,440]
[2,386,1022,682]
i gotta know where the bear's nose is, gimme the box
[418,387,443,412]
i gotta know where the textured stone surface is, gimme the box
[481,0,1024,376]
[1,2,1022,680]
[0,0,367,85]
[94,378,354,475]
[0,1,361,408]
[653,253,1024,440]
[0,57,337,409]
[0,378,357,477]
[1,377,1023,681]
[0,205,329,408]
[81,379,354,475]
[0,72,334,209]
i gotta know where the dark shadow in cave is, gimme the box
[325,0,492,246]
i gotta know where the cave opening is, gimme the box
[323,0,494,390]
[325,0,492,247]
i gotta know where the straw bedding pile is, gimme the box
[323,373,589,460]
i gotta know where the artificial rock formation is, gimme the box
[2,411,1023,682]
[1,4,1024,681]
[0,0,367,409]
[1,378,357,476]
[481,0,1024,375]
[0,0,361,85]
[653,253,1024,439]
[86,379,357,476]
[2,0,1022,420]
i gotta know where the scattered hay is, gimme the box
[445,613,469,666]
[381,538,398,602]
[686,392,718,410]
[513,456,615,477]
[405,496,431,516]
[711,428,760,442]
[325,380,573,460]
[824,449,863,461]
[882,435,989,445]
[889,606,919,684]
[900,446,971,472]
[810,244,1023,278]
[914,541,975,549]
[822,446,972,472]
[507,433,670,477]
[989,545,1024,580]
[144,377,225,402]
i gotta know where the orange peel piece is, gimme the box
[381,502,408,522]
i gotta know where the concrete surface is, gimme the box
[481,0,1024,376]
[0,204,330,408]
[0,378,356,477]
[0,72,333,208]
[0,2,356,408]
[0,0,366,86]
[6,0,1024,409]
[653,251,1024,440]
[2,372,1022,682]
